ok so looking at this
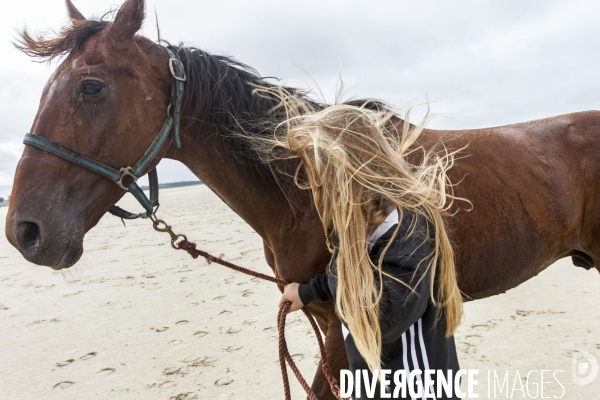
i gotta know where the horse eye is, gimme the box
[82,81,104,96]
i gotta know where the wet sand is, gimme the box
[1,185,599,399]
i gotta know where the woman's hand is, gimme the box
[279,282,304,313]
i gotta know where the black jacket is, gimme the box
[298,211,460,400]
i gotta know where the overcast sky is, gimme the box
[1,0,599,198]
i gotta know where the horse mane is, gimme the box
[166,43,326,194]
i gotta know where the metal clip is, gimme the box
[116,167,138,190]
[169,58,187,82]
[152,218,187,249]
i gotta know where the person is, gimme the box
[269,99,465,399]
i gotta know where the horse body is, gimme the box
[419,111,600,298]
[5,1,600,398]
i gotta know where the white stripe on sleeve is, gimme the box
[418,318,437,399]
[409,324,427,400]
[341,323,350,340]
[402,332,416,400]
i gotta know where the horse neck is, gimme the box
[166,123,296,240]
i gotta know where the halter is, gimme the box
[22,46,186,221]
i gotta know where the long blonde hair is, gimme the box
[249,86,464,374]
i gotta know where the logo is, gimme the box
[572,351,598,385]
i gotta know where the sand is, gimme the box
[1,185,599,399]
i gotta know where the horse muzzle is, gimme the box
[6,216,84,269]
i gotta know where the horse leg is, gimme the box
[308,302,348,400]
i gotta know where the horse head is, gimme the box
[6,0,171,269]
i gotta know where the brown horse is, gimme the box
[5,0,600,398]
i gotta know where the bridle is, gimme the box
[22,46,186,228]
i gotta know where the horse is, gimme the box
[6,0,600,398]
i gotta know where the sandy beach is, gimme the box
[1,185,599,399]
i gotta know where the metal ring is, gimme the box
[152,219,169,232]
[169,58,187,82]
[116,167,138,190]
[171,234,187,249]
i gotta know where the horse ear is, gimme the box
[65,0,86,22]
[109,0,145,41]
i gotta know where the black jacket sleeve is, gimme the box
[298,273,334,305]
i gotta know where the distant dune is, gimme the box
[140,180,203,190]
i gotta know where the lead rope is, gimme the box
[176,239,342,400]
[150,218,341,398]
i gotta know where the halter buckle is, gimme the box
[169,58,187,82]
[116,167,138,190]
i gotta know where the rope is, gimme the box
[177,239,341,400]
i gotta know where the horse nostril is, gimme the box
[16,221,41,253]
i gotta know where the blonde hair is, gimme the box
[249,86,464,374]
